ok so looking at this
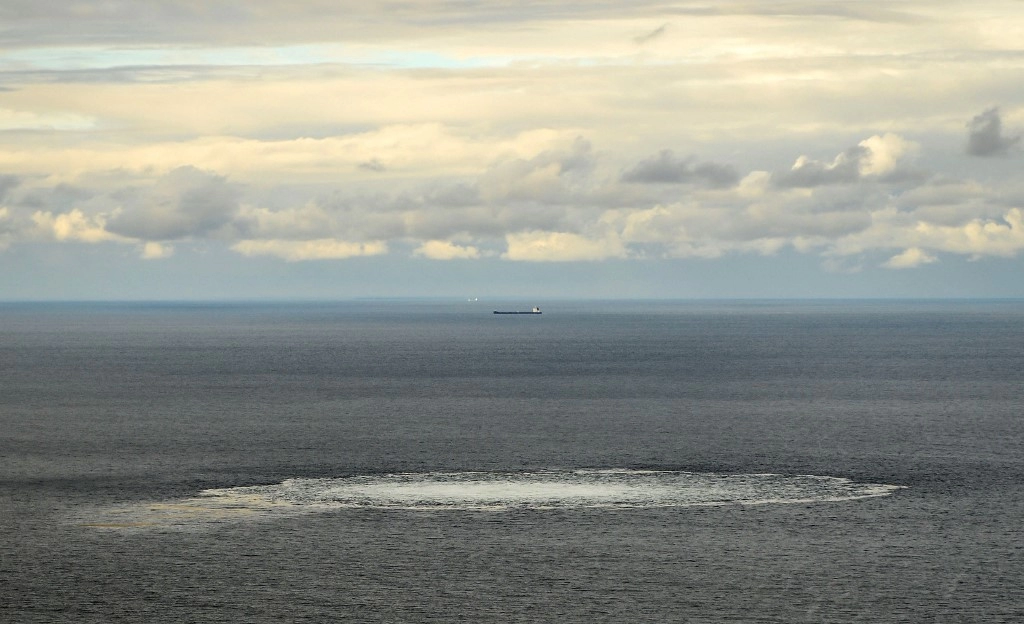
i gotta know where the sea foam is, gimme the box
[79,469,904,529]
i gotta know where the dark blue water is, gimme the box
[2,300,1023,622]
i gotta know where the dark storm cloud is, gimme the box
[966,107,1021,157]
[621,150,739,188]
[104,167,239,241]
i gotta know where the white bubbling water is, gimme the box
[79,470,905,529]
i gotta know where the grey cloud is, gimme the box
[358,159,386,172]
[634,23,668,44]
[479,137,595,204]
[18,183,95,211]
[238,182,488,245]
[424,183,480,208]
[105,167,239,241]
[966,107,1020,157]
[731,209,871,241]
[621,150,739,188]
[736,3,920,23]
[556,137,596,175]
[874,167,931,186]
[0,175,20,200]
[6,66,253,88]
[407,187,569,239]
[403,207,492,240]
[0,1,672,48]
[771,145,866,188]
[0,1,921,49]
[312,193,408,240]
[700,185,879,243]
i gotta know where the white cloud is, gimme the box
[736,171,772,198]
[504,231,627,262]
[858,133,918,176]
[413,240,482,260]
[772,133,918,187]
[140,241,174,259]
[914,208,1024,257]
[236,202,335,240]
[619,206,675,244]
[882,247,938,269]
[31,209,118,243]
[0,107,94,131]
[231,238,388,261]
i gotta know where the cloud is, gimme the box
[479,137,594,204]
[140,241,174,259]
[31,208,119,243]
[413,240,482,260]
[0,123,587,186]
[3,128,1022,273]
[0,174,20,200]
[966,107,1021,157]
[503,230,626,262]
[913,208,1024,258]
[772,146,866,188]
[0,207,11,250]
[634,23,668,45]
[772,134,919,188]
[235,202,338,240]
[882,247,937,269]
[821,256,865,274]
[102,167,239,241]
[621,150,739,188]
[0,0,927,51]
[358,159,386,172]
[231,238,388,261]
[3,0,1024,301]
[0,107,95,131]
[857,133,918,177]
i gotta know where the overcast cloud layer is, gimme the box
[1,1,1023,297]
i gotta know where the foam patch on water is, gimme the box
[79,470,904,530]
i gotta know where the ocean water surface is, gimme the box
[1,300,1022,622]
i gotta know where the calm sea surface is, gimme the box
[2,300,1023,622]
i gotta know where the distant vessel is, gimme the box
[494,306,542,315]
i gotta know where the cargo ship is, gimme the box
[493,306,542,315]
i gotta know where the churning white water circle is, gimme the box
[79,469,904,529]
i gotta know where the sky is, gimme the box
[1,1,1024,300]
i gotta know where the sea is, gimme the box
[1,299,1022,623]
